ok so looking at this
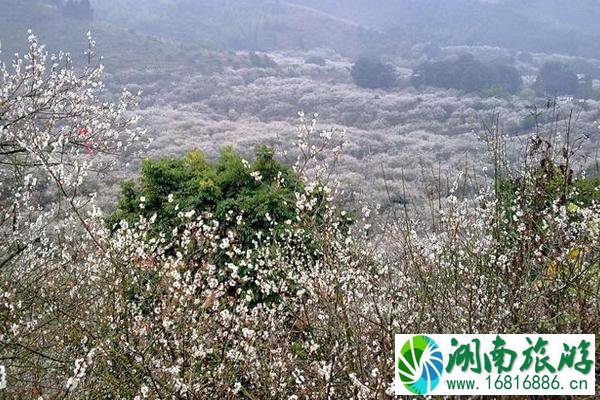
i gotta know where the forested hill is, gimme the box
[8,0,600,60]
[0,0,248,73]
[292,0,600,59]
[89,0,389,56]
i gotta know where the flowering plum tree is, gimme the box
[0,31,144,395]
[0,34,598,399]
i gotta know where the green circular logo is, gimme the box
[397,335,444,395]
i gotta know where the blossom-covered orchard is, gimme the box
[1,35,598,399]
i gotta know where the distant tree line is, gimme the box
[351,53,599,100]
[350,54,521,95]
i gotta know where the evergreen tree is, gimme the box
[351,57,397,90]
[412,54,522,95]
[534,62,579,96]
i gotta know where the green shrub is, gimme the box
[108,145,301,244]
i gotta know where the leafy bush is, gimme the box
[108,145,303,244]
[351,56,397,89]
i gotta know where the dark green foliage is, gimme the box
[351,57,397,90]
[412,54,522,95]
[107,146,301,244]
[533,62,579,96]
[571,175,600,207]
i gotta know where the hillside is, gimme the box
[0,0,245,73]
[507,0,600,37]
[89,0,392,56]
[292,0,600,59]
